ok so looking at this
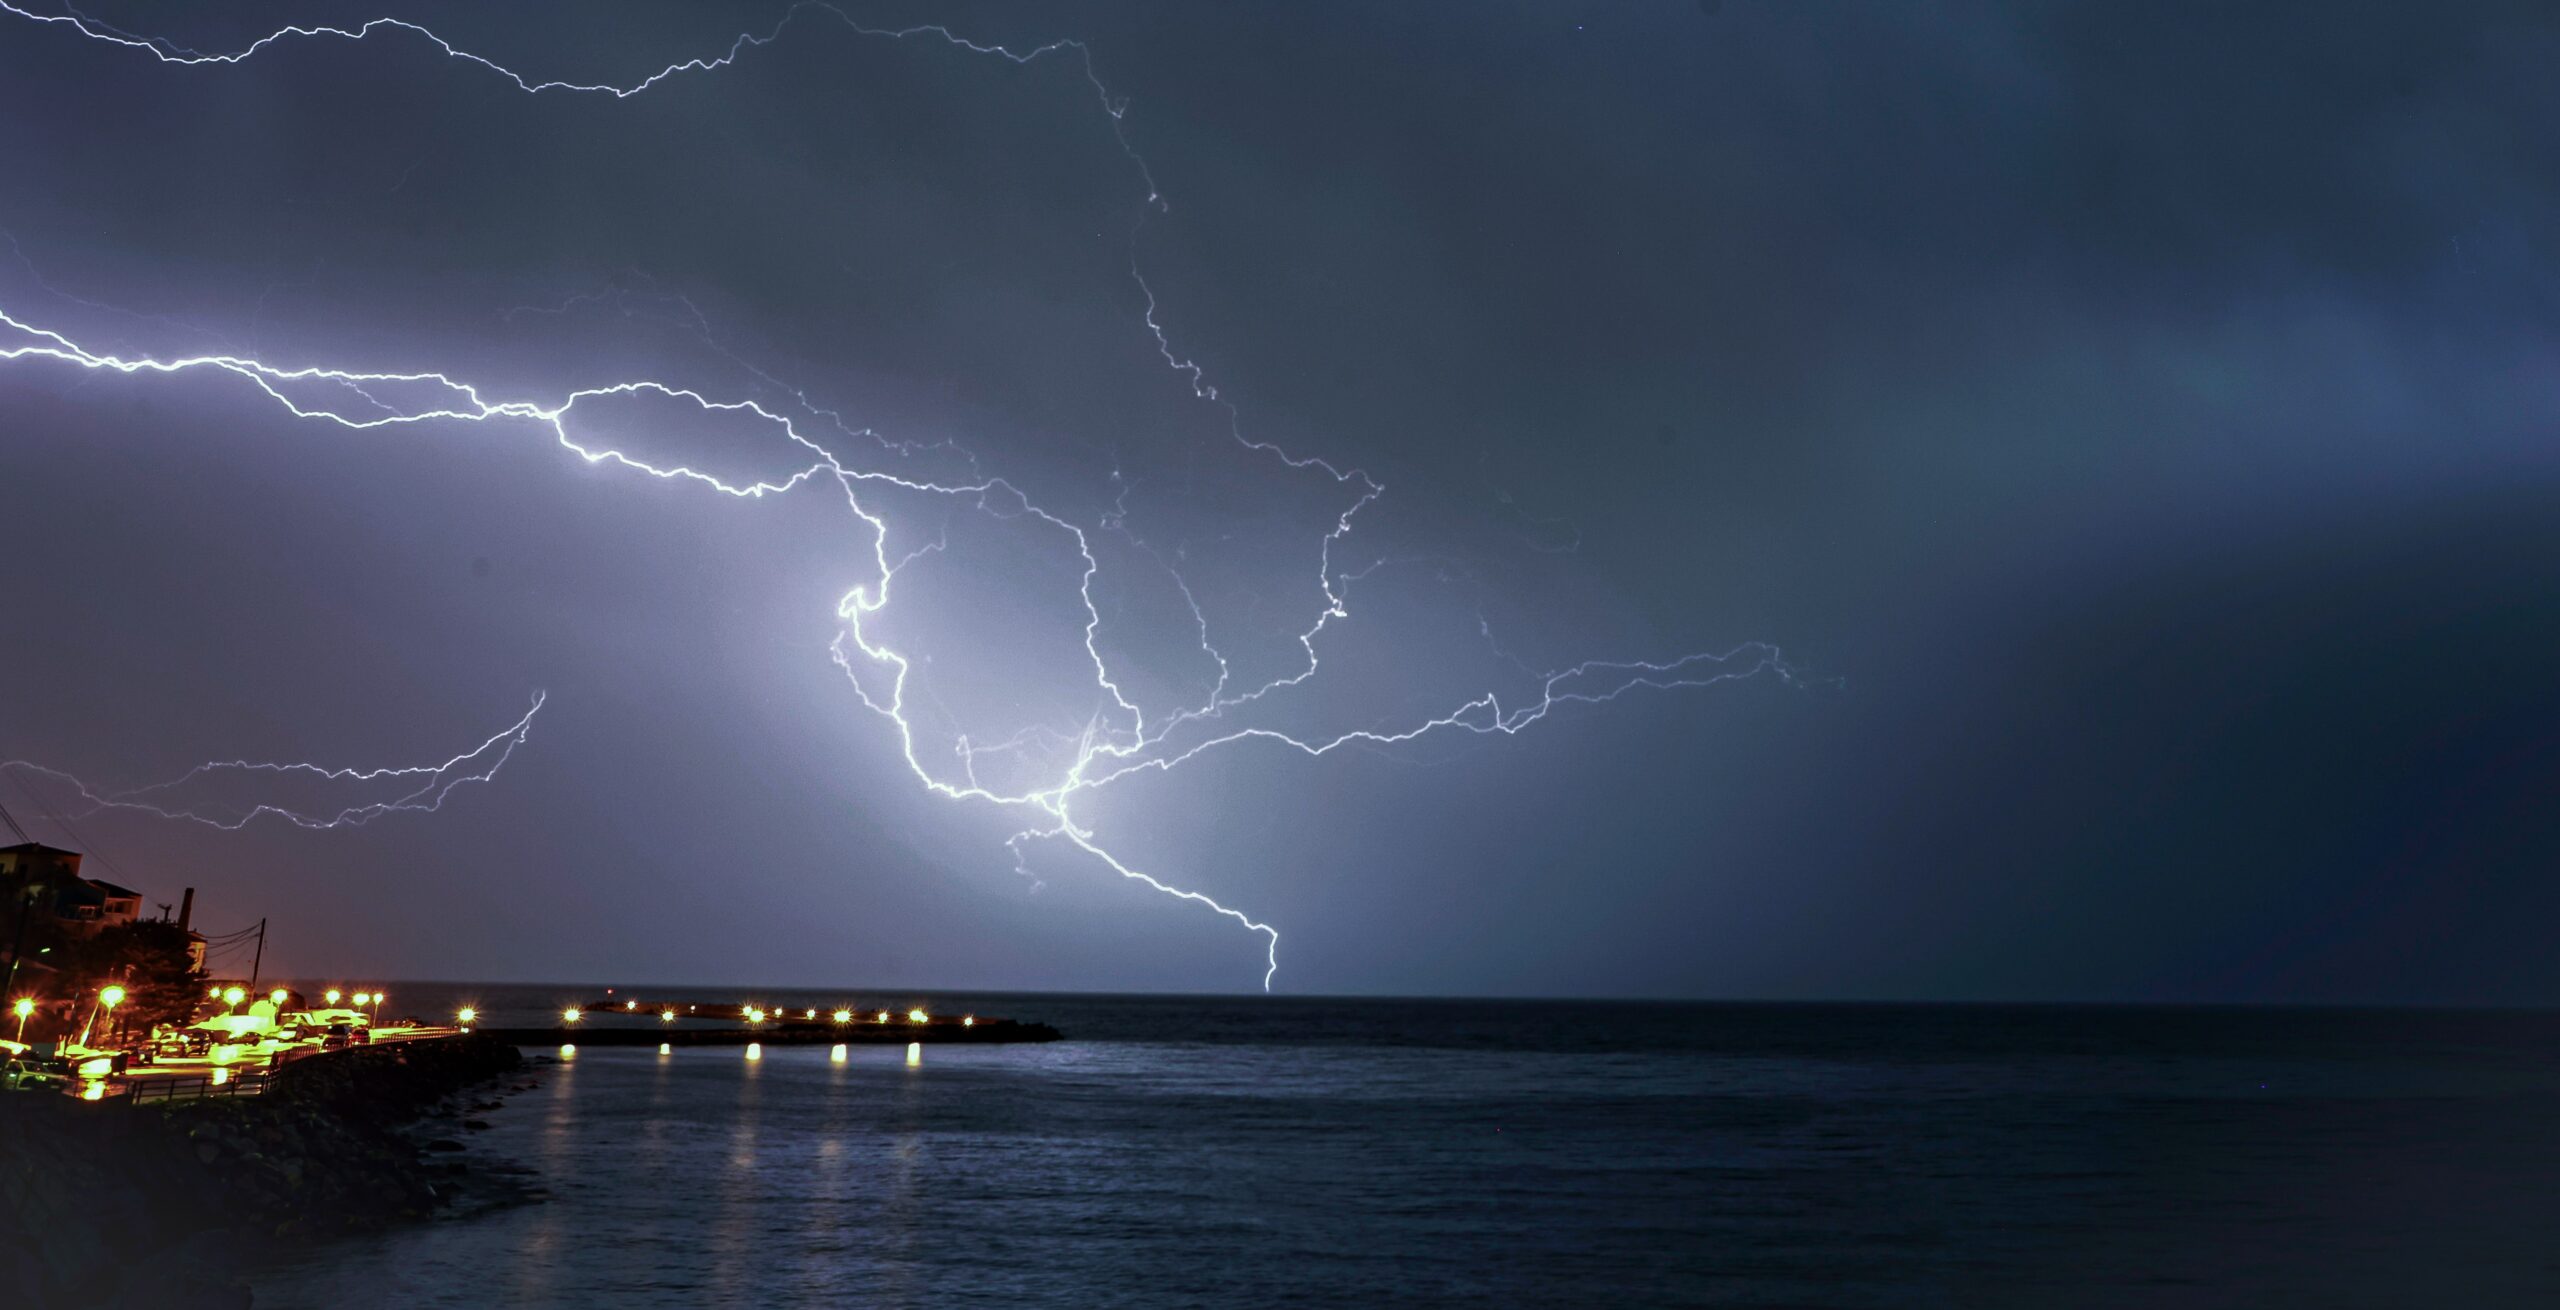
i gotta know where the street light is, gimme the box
[458,1006,478,1025]
[11,997,31,1043]
[222,987,245,1008]
[80,984,126,1049]
[268,988,288,1008]
[324,989,342,1006]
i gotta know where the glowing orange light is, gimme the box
[831,1009,851,1024]
[100,986,126,1007]
[661,1009,676,1022]
[12,998,33,1019]
[324,989,342,1005]
[267,989,286,1007]
[561,1007,582,1024]
[963,1015,975,1028]
[458,1007,478,1024]
[906,1008,927,1024]
[223,987,245,1006]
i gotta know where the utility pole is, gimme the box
[3,882,32,998]
[247,917,267,988]
[1,796,34,998]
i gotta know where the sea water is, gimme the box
[250,989,2560,1307]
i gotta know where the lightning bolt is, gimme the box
[0,2,1797,990]
[2,693,545,830]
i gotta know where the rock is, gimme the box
[462,1119,492,1130]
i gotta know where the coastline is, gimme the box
[0,1035,529,1309]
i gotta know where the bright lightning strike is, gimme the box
[0,3,1797,990]
[1,693,545,830]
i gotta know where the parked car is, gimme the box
[3,1058,68,1092]
[149,1030,214,1060]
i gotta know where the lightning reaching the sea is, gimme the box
[0,2,1795,989]
[1,694,545,831]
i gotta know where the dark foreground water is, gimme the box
[252,988,2560,1307]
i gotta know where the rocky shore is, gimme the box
[0,1035,529,1309]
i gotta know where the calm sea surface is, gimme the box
[250,987,2560,1307]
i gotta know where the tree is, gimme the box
[53,921,205,1040]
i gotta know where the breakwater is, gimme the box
[0,1034,525,1309]
[484,1014,1060,1046]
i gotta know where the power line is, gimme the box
[0,789,29,844]
[13,776,138,886]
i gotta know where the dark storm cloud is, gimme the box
[1,1,2552,999]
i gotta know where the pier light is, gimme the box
[831,1010,851,1024]
[457,1007,478,1025]
[324,989,342,1005]
[223,987,245,1006]
[745,1007,767,1024]
[561,1007,582,1024]
[830,1044,847,1062]
[803,1009,816,1020]
[624,1000,637,1010]
[906,1008,927,1024]
[963,1015,975,1028]
[268,989,287,1007]
[745,1042,762,1061]
[875,1011,889,1024]
[905,1042,920,1067]
[661,1009,675,1023]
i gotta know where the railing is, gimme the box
[83,1069,272,1105]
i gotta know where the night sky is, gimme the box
[2,1,2554,1002]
